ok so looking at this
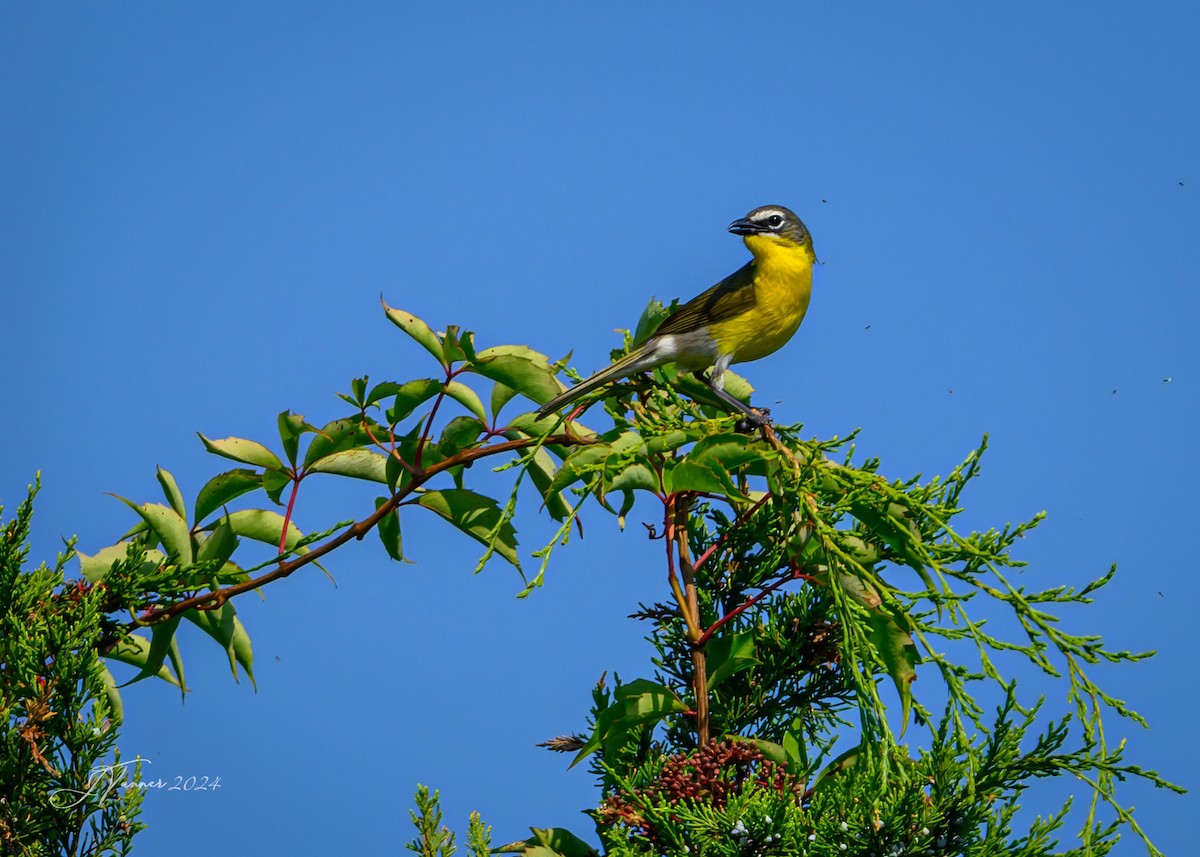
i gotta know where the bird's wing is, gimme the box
[653,262,757,337]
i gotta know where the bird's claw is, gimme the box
[734,408,772,434]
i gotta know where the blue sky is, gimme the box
[2,3,1196,854]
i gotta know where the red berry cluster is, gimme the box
[598,740,803,840]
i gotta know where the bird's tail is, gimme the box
[536,347,657,419]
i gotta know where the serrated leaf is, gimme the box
[116,615,182,688]
[473,346,562,406]
[498,828,600,857]
[184,604,256,689]
[490,381,519,421]
[665,460,742,498]
[77,543,166,583]
[865,606,919,733]
[303,417,367,468]
[438,416,484,457]
[196,516,238,568]
[606,462,659,494]
[365,380,403,407]
[382,300,445,365]
[262,469,291,505]
[155,466,186,520]
[277,411,315,466]
[385,378,443,424]
[572,679,686,767]
[194,468,262,524]
[549,443,612,493]
[220,508,307,555]
[440,324,471,365]
[198,434,285,470]
[375,497,404,561]
[307,449,389,483]
[689,435,764,472]
[416,489,520,569]
[444,380,487,422]
[105,633,182,689]
[111,497,193,564]
[705,630,760,691]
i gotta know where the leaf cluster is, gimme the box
[0,481,145,856]
[5,300,1179,855]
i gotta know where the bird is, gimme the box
[536,204,816,426]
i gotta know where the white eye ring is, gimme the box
[766,214,784,228]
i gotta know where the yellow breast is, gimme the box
[709,234,814,364]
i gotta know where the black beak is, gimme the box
[728,217,764,236]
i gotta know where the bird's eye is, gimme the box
[767,214,784,228]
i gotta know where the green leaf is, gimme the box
[365,380,403,407]
[375,497,404,561]
[277,411,315,467]
[705,630,760,691]
[184,604,256,689]
[851,500,935,591]
[111,496,193,564]
[416,489,520,570]
[198,434,285,471]
[549,443,613,493]
[77,543,166,583]
[605,462,659,494]
[811,744,862,792]
[473,345,563,406]
[105,632,182,689]
[865,605,919,733]
[664,459,742,498]
[642,428,694,456]
[116,615,183,688]
[304,417,367,468]
[196,516,239,570]
[350,375,368,406]
[689,434,765,473]
[262,469,291,505]
[444,380,487,422]
[728,735,788,766]
[221,508,307,555]
[382,299,445,365]
[438,416,484,457]
[497,828,600,857]
[98,664,124,725]
[526,448,573,522]
[572,679,686,767]
[194,468,262,524]
[385,378,443,424]
[632,298,670,346]
[440,324,474,365]
[307,449,389,483]
[155,466,187,521]
[490,381,519,421]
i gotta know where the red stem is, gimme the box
[278,476,301,555]
[691,492,773,575]
[132,431,591,627]
[695,563,814,649]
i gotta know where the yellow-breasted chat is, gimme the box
[537,204,816,425]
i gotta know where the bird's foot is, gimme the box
[734,407,772,434]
